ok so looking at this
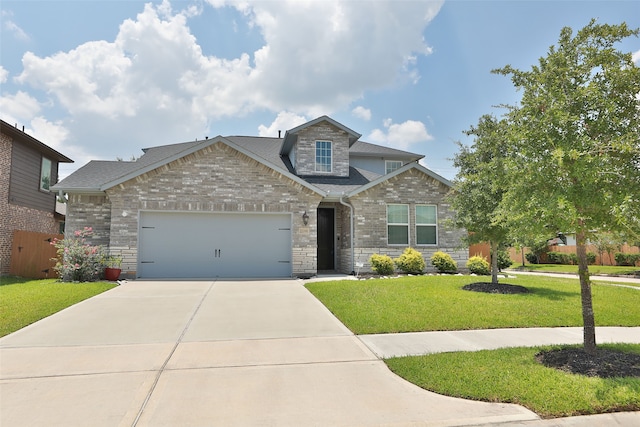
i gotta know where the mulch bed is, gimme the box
[537,348,640,378]
[462,282,529,294]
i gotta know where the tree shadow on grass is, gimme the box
[526,286,578,301]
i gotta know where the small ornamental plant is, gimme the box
[51,227,107,282]
[369,254,395,276]
[394,248,426,274]
[430,251,458,273]
[467,256,490,275]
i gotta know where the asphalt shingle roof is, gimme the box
[53,135,418,192]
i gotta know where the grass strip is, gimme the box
[511,264,640,277]
[0,277,117,337]
[305,275,640,334]
[385,344,640,418]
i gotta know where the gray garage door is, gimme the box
[138,211,292,278]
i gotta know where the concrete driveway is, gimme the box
[0,280,538,427]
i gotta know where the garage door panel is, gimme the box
[138,212,291,279]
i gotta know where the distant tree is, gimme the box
[494,20,640,354]
[450,115,511,285]
[591,232,623,266]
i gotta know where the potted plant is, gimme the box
[104,255,123,281]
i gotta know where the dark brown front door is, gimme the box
[317,208,335,270]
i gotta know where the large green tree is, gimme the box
[494,20,640,354]
[450,115,511,284]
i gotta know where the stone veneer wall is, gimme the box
[0,133,58,274]
[348,168,468,273]
[103,142,323,277]
[294,123,350,177]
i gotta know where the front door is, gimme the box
[317,208,335,270]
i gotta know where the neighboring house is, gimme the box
[52,116,467,279]
[1,120,74,275]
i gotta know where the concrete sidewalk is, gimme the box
[0,280,539,427]
[360,326,640,358]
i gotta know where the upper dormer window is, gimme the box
[40,156,52,191]
[385,160,403,174]
[315,140,332,173]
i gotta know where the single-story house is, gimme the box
[52,116,467,279]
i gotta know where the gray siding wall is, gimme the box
[294,123,350,177]
[94,142,323,277]
[348,168,467,273]
[8,139,59,212]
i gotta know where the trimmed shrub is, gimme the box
[547,251,578,265]
[369,254,395,275]
[497,250,513,270]
[467,256,490,275]
[586,252,597,265]
[430,251,458,273]
[525,252,539,264]
[394,248,426,274]
[615,253,640,266]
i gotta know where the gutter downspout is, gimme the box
[339,194,355,274]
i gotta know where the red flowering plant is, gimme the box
[51,227,108,282]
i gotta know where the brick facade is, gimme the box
[65,142,323,278]
[294,122,350,177]
[348,168,467,273]
[1,133,59,275]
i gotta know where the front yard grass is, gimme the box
[386,344,640,418]
[306,275,640,418]
[305,275,640,334]
[0,277,116,337]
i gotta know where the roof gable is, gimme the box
[280,115,361,156]
[345,163,452,198]
[1,119,73,163]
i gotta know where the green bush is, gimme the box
[497,250,513,270]
[586,252,597,265]
[430,251,457,273]
[369,254,395,275]
[614,253,640,266]
[394,248,426,274]
[525,252,539,264]
[467,256,490,275]
[547,251,578,265]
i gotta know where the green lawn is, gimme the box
[306,275,640,418]
[0,277,117,337]
[305,275,640,334]
[510,263,640,277]
[386,344,640,418]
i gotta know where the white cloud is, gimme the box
[258,111,307,137]
[0,90,41,122]
[351,106,371,121]
[1,11,30,41]
[633,49,640,65]
[368,118,433,151]
[11,0,443,164]
[0,66,8,84]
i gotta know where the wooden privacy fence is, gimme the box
[10,230,63,279]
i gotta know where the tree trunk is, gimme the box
[490,240,499,284]
[576,229,596,355]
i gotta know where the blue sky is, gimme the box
[2,0,639,180]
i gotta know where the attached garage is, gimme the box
[138,211,292,279]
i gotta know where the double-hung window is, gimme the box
[315,140,332,173]
[40,157,52,192]
[387,204,409,245]
[385,160,403,174]
[416,205,437,245]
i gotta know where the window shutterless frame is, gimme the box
[416,204,437,245]
[387,204,409,245]
[40,156,52,192]
[315,140,332,173]
[385,160,403,174]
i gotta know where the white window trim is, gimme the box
[385,160,403,174]
[387,204,409,246]
[416,204,438,246]
[40,156,52,192]
[315,140,333,173]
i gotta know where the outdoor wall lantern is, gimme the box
[302,211,309,226]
